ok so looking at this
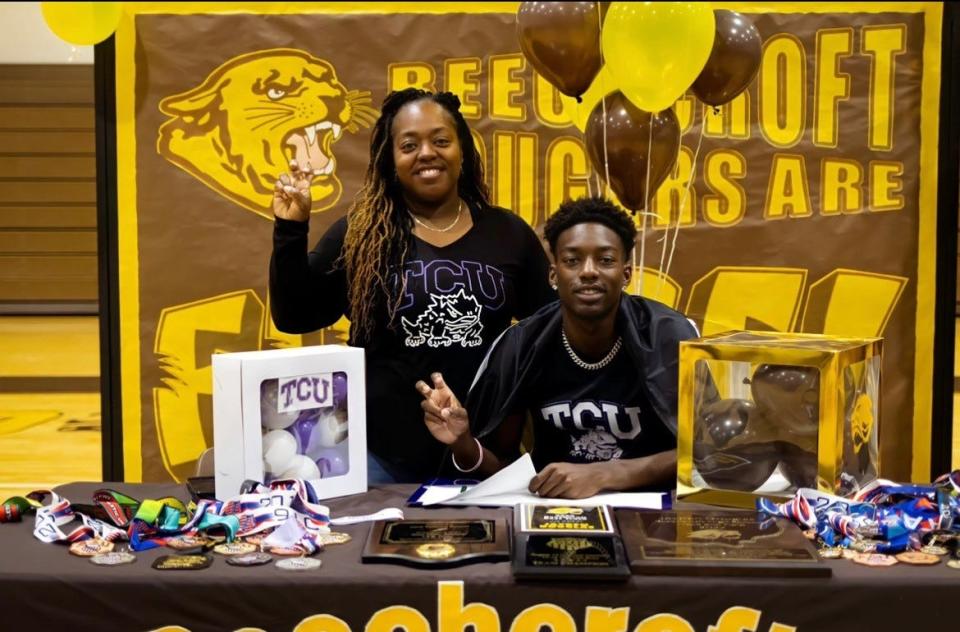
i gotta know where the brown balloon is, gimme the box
[691,10,762,107]
[517,2,604,98]
[750,364,820,446]
[584,91,680,211]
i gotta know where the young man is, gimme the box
[416,196,697,498]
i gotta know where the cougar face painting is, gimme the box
[158,49,378,218]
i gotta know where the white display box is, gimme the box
[213,346,366,500]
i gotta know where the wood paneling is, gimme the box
[0,66,97,307]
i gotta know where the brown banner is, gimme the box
[115,4,941,482]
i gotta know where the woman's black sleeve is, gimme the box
[269,216,349,333]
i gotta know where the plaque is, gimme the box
[512,534,630,581]
[618,509,830,577]
[361,519,510,568]
[517,504,613,534]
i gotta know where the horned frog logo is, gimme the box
[157,49,378,219]
[850,393,874,453]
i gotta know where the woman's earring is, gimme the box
[551,284,558,291]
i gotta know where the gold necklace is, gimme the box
[409,200,463,233]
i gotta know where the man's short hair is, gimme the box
[543,196,638,260]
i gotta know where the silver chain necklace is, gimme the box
[408,200,463,233]
[561,329,622,371]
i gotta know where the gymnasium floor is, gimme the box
[0,315,958,501]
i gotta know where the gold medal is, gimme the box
[920,545,949,556]
[946,559,960,570]
[166,534,210,550]
[851,553,898,567]
[69,538,114,557]
[213,542,257,556]
[841,548,858,560]
[318,532,352,545]
[416,543,456,560]
[267,546,305,557]
[818,547,842,559]
[895,551,940,565]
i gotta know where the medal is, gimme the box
[69,538,114,557]
[851,553,898,567]
[818,547,842,559]
[895,551,940,565]
[946,559,960,570]
[267,546,306,557]
[166,534,210,550]
[416,543,456,560]
[152,554,213,570]
[802,530,817,541]
[921,544,949,556]
[213,542,257,556]
[244,533,268,547]
[276,557,321,571]
[317,532,352,545]
[841,549,858,560]
[90,551,137,566]
[225,552,273,567]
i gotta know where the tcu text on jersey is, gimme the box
[396,259,506,312]
[540,400,642,440]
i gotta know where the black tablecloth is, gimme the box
[1,482,957,631]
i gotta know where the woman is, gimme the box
[270,88,554,483]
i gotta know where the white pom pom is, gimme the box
[279,454,321,480]
[262,429,297,474]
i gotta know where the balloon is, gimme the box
[560,65,616,132]
[260,379,300,430]
[750,365,820,447]
[517,2,603,98]
[691,10,762,106]
[41,2,122,46]
[262,430,298,474]
[332,372,348,410]
[602,2,715,112]
[315,445,351,478]
[778,440,818,489]
[584,91,680,211]
[693,398,783,492]
[279,454,321,481]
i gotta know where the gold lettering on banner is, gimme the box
[764,154,812,219]
[153,290,264,481]
[492,131,539,226]
[366,607,430,632]
[702,149,747,227]
[869,161,905,211]
[634,614,695,632]
[153,582,805,631]
[534,73,573,128]
[489,53,527,122]
[509,605,576,632]
[294,616,352,632]
[814,28,854,148]
[707,606,761,632]
[584,608,629,632]
[862,25,907,151]
[821,158,864,215]
[652,146,697,230]
[389,62,436,91]
[545,137,590,216]
[439,582,500,632]
[759,35,806,148]
[703,92,750,140]
[445,58,482,119]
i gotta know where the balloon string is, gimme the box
[597,2,611,197]
[637,117,654,298]
[661,110,706,296]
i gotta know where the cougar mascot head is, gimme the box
[158,49,378,218]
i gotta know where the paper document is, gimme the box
[414,454,667,509]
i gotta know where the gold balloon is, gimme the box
[602,2,715,112]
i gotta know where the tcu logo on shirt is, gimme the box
[539,400,642,440]
[396,259,506,312]
[277,373,333,413]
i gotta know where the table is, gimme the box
[1,482,957,631]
